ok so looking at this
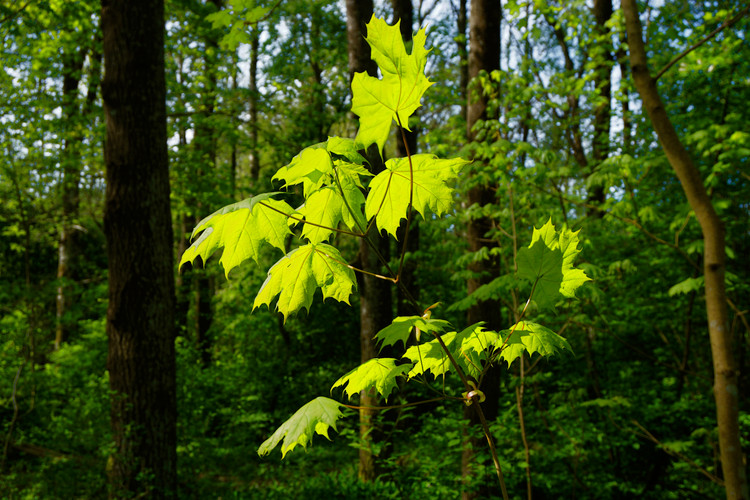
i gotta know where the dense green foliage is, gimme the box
[1,1,748,499]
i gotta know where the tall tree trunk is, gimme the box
[55,47,86,351]
[248,25,260,181]
[101,0,177,496]
[622,2,747,499]
[588,0,613,209]
[391,0,419,317]
[346,0,393,482]
[454,0,469,121]
[463,1,502,499]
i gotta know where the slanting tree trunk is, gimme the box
[101,0,177,497]
[463,1,501,499]
[346,0,393,482]
[622,2,748,499]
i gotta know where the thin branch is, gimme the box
[0,0,33,24]
[631,419,724,485]
[258,200,364,238]
[655,6,750,81]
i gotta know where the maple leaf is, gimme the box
[374,315,452,351]
[253,243,356,320]
[273,137,369,197]
[352,16,433,153]
[404,331,458,379]
[257,397,345,458]
[179,194,293,278]
[365,154,467,237]
[498,322,573,367]
[516,218,591,309]
[331,358,411,402]
[454,323,500,379]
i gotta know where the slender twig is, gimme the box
[340,395,457,412]
[0,0,33,24]
[630,419,723,485]
[474,402,510,500]
[258,200,365,238]
[654,6,750,81]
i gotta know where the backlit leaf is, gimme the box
[374,316,452,351]
[498,321,573,366]
[253,243,356,320]
[516,219,590,309]
[331,358,411,402]
[257,397,345,458]
[180,194,293,278]
[352,16,432,153]
[365,155,466,238]
[404,331,458,379]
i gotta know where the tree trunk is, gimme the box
[56,41,101,350]
[622,2,748,499]
[391,0,420,318]
[55,47,86,351]
[455,0,468,122]
[588,0,613,209]
[346,0,393,482]
[101,0,177,496]
[249,25,260,180]
[463,1,502,498]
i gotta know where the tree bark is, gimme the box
[101,0,177,496]
[391,0,419,318]
[588,0,613,210]
[463,1,502,498]
[345,0,393,482]
[55,46,86,351]
[622,1,747,499]
[248,25,260,180]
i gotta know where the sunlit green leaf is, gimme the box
[498,321,572,366]
[253,243,356,320]
[257,397,345,458]
[516,218,590,309]
[180,194,293,278]
[365,155,466,238]
[374,316,452,351]
[352,16,433,153]
[331,358,411,402]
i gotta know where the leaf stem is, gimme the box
[258,200,364,238]
[395,115,415,281]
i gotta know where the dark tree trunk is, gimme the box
[622,1,747,499]
[55,47,86,351]
[346,0,393,482]
[391,0,420,317]
[588,0,613,210]
[454,0,469,121]
[463,1,502,498]
[249,25,260,180]
[101,0,177,497]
